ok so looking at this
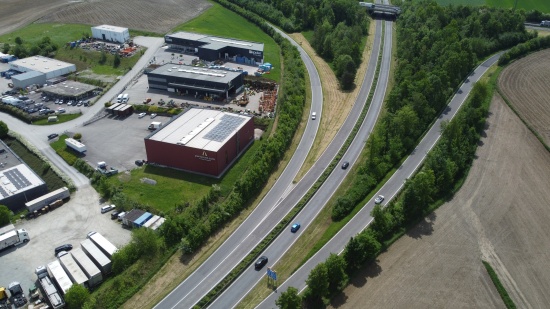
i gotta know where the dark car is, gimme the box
[290,223,301,233]
[255,256,268,270]
[111,210,121,220]
[54,244,73,255]
[341,161,350,169]
[135,160,144,166]
[48,133,59,140]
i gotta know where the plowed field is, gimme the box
[498,49,550,146]
[332,91,550,309]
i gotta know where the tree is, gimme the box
[344,230,381,274]
[325,253,348,297]
[276,286,302,309]
[0,121,8,138]
[73,133,82,140]
[2,43,9,54]
[113,53,121,68]
[64,284,90,309]
[303,262,329,308]
[0,205,11,227]
[14,37,22,45]
[131,227,162,258]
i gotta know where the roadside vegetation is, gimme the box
[435,0,550,12]
[483,260,517,309]
[216,0,370,89]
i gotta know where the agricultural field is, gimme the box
[333,55,550,308]
[498,49,550,146]
[435,0,550,12]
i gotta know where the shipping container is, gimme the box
[58,253,89,288]
[87,232,118,258]
[81,239,112,274]
[70,247,103,287]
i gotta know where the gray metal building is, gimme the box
[11,71,47,89]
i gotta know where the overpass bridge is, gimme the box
[360,2,401,18]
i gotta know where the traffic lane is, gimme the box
[257,51,503,309]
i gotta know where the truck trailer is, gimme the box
[0,224,15,236]
[70,247,103,287]
[25,187,70,213]
[65,138,86,153]
[46,260,73,295]
[0,229,30,251]
[81,239,112,274]
[58,253,89,288]
[35,266,65,309]
[87,232,118,258]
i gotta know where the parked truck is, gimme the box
[81,239,112,274]
[58,253,89,288]
[87,232,118,258]
[0,229,30,251]
[70,248,103,287]
[64,138,86,153]
[0,287,9,309]
[35,266,65,309]
[0,224,15,236]
[7,282,27,308]
[148,121,162,130]
[46,260,73,295]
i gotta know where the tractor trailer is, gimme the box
[35,266,65,309]
[46,260,73,295]
[0,229,30,251]
[81,239,112,274]
[58,253,89,288]
[87,232,118,258]
[70,247,103,287]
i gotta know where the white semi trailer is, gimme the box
[47,260,73,295]
[58,253,89,288]
[81,239,112,274]
[70,247,103,287]
[87,232,118,258]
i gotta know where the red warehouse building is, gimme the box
[144,108,254,177]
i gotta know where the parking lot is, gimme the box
[0,185,132,291]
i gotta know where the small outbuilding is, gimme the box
[91,25,130,43]
[11,71,47,89]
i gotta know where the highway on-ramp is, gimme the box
[257,51,504,309]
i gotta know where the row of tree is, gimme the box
[331,1,532,222]
[2,36,58,59]
[498,35,550,66]
[222,0,370,89]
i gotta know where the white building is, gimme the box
[9,56,76,79]
[91,25,130,43]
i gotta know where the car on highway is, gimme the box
[138,112,147,118]
[54,244,73,255]
[290,223,301,233]
[341,161,350,169]
[374,195,385,204]
[47,133,59,140]
[255,256,268,270]
[311,112,316,120]
[100,204,116,213]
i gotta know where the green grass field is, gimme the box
[173,3,281,82]
[434,0,550,12]
[32,113,81,125]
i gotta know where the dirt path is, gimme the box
[332,93,550,308]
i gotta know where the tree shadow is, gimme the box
[330,261,382,308]
[406,211,436,239]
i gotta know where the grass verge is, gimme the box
[482,260,517,309]
[32,113,81,125]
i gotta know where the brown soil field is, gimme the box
[331,92,550,308]
[0,0,68,36]
[498,49,550,146]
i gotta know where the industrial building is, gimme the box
[0,141,48,211]
[11,71,47,89]
[145,108,254,177]
[165,31,264,65]
[41,80,98,101]
[91,25,130,43]
[147,64,244,100]
[9,56,76,81]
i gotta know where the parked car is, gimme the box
[255,256,268,270]
[77,101,83,106]
[341,161,350,169]
[57,108,66,113]
[290,223,301,233]
[47,133,59,140]
[374,195,385,204]
[111,210,121,220]
[117,211,127,221]
[54,244,73,255]
[138,112,147,118]
[100,204,116,213]
[150,113,157,119]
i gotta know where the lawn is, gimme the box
[32,113,81,125]
[173,3,281,83]
[50,134,81,166]
[434,0,550,11]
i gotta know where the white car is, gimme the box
[100,204,116,213]
[138,112,147,118]
[374,195,385,204]
[150,113,157,119]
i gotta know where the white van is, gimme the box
[311,112,316,120]
[122,94,129,103]
[117,94,123,103]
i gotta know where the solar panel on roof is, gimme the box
[204,115,246,142]
[0,187,7,198]
[4,169,31,190]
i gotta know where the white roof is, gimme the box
[148,108,252,152]
[92,25,128,33]
[0,164,45,200]
[10,56,75,74]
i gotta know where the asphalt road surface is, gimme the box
[257,51,504,309]
[210,19,392,309]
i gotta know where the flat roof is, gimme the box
[150,64,241,85]
[148,108,251,152]
[10,56,75,74]
[92,25,129,33]
[42,80,97,97]
[11,71,45,81]
[0,164,45,200]
[167,31,264,52]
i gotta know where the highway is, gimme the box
[156,19,387,309]
[209,18,392,309]
[257,51,504,309]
